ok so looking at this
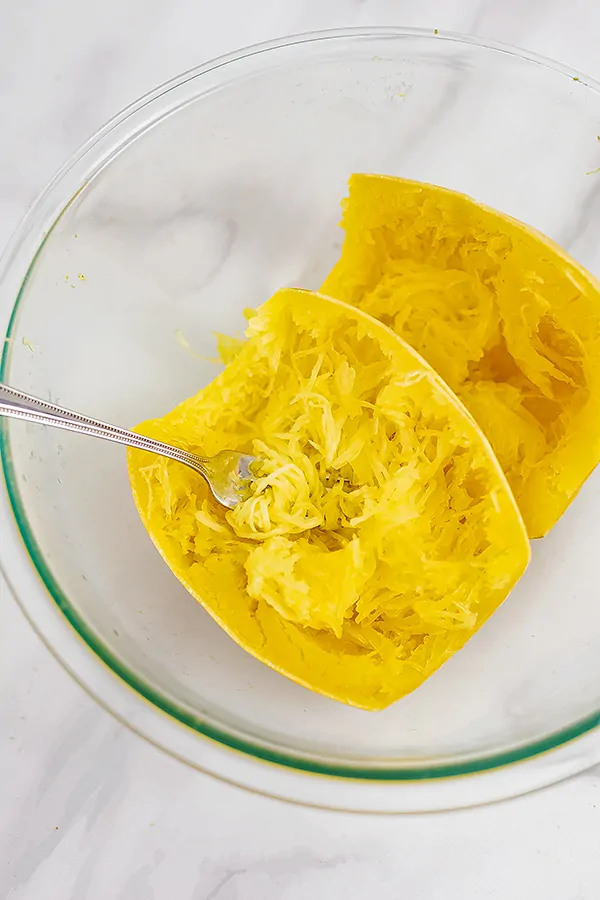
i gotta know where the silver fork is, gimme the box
[0,383,257,509]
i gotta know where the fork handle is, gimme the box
[0,383,209,471]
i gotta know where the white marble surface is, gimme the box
[3,1,600,897]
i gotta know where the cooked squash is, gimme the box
[128,289,529,709]
[321,174,600,537]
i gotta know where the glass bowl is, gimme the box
[2,27,600,813]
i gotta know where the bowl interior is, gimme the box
[3,32,600,773]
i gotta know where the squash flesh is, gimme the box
[321,175,600,537]
[128,289,529,709]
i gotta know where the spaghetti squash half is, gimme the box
[129,288,529,709]
[321,174,600,538]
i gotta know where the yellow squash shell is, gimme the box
[129,288,529,709]
[321,174,600,538]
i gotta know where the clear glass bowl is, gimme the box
[2,28,600,812]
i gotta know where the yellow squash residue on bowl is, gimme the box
[321,174,600,538]
[128,288,530,710]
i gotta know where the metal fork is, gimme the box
[0,383,257,509]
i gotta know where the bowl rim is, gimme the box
[2,25,600,808]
